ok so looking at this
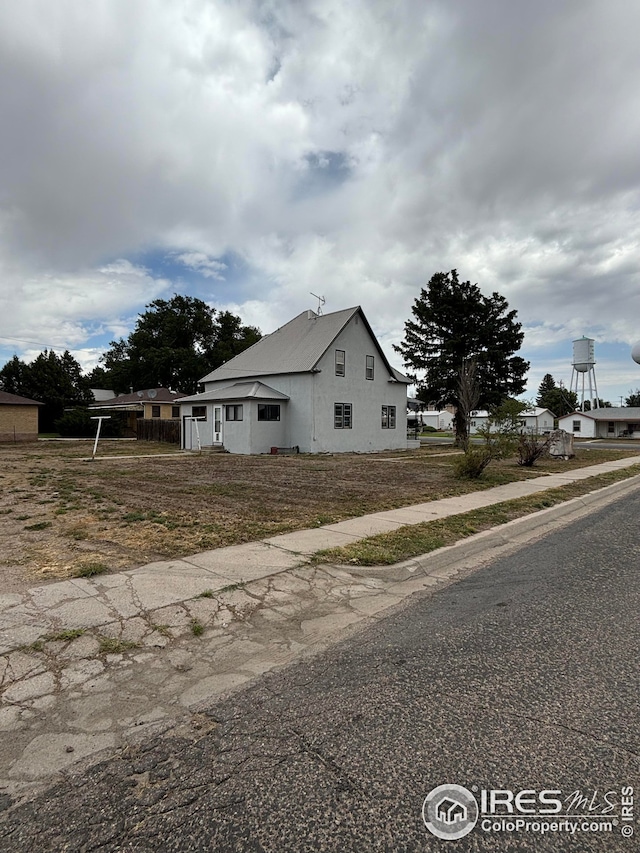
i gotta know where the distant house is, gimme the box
[89,388,185,434]
[469,407,555,434]
[0,390,43,442]
[179,306,411,454]
[558,408,640,439]
[419,410,454,431]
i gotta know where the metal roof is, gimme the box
[199,306,411,384]
[560,407,640,421]
[179,382,290,403]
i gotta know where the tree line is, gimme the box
[0,296,261,432]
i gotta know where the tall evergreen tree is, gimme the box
[394,270,529,444]
[536,373,556,405]
[536,373,578,417]
[0,350,92,431]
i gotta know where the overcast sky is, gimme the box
[2,0,640,403]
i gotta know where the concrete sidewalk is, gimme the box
[1,455,640,797]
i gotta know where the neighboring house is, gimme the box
[179,306,411,454]
[522,407,555,433]
[0,390,43,442]
[468,410,490,433]
[89,388,185,434]
[469,407,555,434]
[419,410,454,430]
[558,407,640,439]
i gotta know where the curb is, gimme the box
[400,472,640,578]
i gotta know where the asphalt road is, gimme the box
[1,489,639,852]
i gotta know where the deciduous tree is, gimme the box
[95,295,261,394]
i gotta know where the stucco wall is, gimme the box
[311,314,407,452]
[0,405,39,442]
[192,313,408,454]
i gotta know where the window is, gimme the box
[192,406,207,421]
[172,406,180,418]
[258,404,280,421]
[151,405,161,418]
[381,405,396,429]
[226,404,243,421]
[572,420,581,433]
[334,403,352,429]
[335,349,345,376]
[365,355,374,380]
[608,421,615,434]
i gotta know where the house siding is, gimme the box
[311,315,407,452]
[0,405,39,442]
[183,310,408,454]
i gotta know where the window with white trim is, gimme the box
[381,405,396,429]
[192,406,207,421]
[365,355,374,380]
[334,403,352,429]
[335,349,345,376]
[572,420,581,432]
[226,404,243,421]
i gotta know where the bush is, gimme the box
[55,408,122,438]
[453,447,495,479]
[517,433,551,467]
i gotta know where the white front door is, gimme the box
[214,406,222,443]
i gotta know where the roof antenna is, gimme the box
[310,292,325,315]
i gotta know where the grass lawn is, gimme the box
[1,440,639,590]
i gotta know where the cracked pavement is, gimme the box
[0,457,639,815]
[0,474,638,850]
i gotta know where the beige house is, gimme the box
[89,388,185,434]
[0,390,43,442]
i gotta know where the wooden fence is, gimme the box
[136,418,181,444]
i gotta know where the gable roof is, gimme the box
[0,390,43,406]
[89,388,185,408]
[180,381,290,404]
[559,407,640,422]
[200,306,411,384]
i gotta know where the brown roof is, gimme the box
[0,390,43,406]
[89,388,185,408]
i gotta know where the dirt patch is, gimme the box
[1,440,638,592]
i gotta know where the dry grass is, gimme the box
[1,439,638,590]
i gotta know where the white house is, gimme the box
[420,410,454,430]
[469,407,555,434]
[179,306,411,454]
[558,408,640,439]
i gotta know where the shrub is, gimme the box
[453,447,495,479]
[55,408,123,438]
[517,433,552,467]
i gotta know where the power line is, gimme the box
[0,334,78,350]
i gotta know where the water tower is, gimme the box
[570,337,599,411]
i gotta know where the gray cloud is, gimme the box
[1,0,640,396]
